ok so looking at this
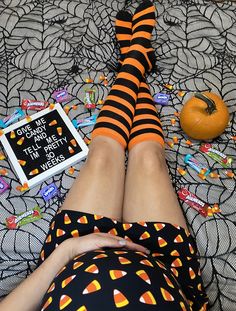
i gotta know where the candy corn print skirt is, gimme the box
[38,210,208,311]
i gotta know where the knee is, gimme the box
[86,138,124,170]
[129,142,166,174]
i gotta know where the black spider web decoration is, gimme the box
[0,0,236,309]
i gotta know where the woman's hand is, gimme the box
[62,232,150,262]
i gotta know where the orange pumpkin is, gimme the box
[180,92,229,140]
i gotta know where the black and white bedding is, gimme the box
[0,0,236,309]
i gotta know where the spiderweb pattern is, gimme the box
[0,0,236,309]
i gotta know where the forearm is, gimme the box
[0,241,71,311]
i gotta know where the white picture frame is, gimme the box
[0,103,89,188]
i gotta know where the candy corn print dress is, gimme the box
[38,210,208,311]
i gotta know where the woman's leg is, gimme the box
[61,2,156,219]
[123,141,187,229]
[123,80,187,229]
[60,136,125,220]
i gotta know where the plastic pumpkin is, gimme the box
[180,92,229,140]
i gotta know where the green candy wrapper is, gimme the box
[199,143,233,168]
[6,206,42,229]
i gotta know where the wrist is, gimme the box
[53,239,74,266]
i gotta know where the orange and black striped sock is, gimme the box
[91,47,149,148]
[92,1,156,148]
[128,80,165,150]
[115,10,132,69]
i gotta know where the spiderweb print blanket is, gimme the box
[0,0,236,310]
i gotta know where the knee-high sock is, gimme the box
[115,10,132,69]
[128,80,165,150]
[92,2,156,149]
[114,2,164,149]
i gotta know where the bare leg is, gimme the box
[60,136,125,221]
[122,141,188,230]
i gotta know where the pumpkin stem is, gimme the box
[194,92,217,114]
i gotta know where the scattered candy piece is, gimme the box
[164,84,174,90]
[0,177,9,194]
[16,182,29,192]
[171,119,176,126]
[99,75,106,81]
[21,99,49,111]
[52,88,70,103]
[173,136,178,144]
[49,120,57,126]
[85,78,93,83]
[98,99,104,105]
[207,207,213,217]
[166,141,174,148]
[6,206,42,229]
[224,170,234,178]
[64,106,70,114]
[84,89,96,109]
[49,103,55,110]
[177,188,208,217]
[29,169,39,176]
[178,90,186,97]
[230,136,236,141]
[0,169,8,176]
[212,203,221,213]
[174,112,180,117]
[199,143,232,168]
[103,79,108,86]
[72,105,78,110]
[21,182,29,191]
[0,152,6,160]
[209,172,220,179]
[40,183,59,202]
[0,130,4,136]
[25,115,32,122]
[177,167,186,176]
[198,173,207,180]
[68,167,75,175]
[84,137,91,145]
[185,140,193,146]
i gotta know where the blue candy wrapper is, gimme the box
[153,93,170,105]
[0,108,25,128]
[40,183,59,201]
[72,114,97,129]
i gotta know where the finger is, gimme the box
[121,240,150,255]
[95,233,150,255]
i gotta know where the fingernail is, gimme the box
[119,239,126,246]
[145,249,151,255]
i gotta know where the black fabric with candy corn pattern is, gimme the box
[38,210,208,311]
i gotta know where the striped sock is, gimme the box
[132,0,156,41]
[115,10,132,69]
[130,0,156,72]
[128,80,165,150]
[91,2,156,148]
[91,48,147,148]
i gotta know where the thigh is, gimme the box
[122,141,188,230]
[60,136,125,221]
